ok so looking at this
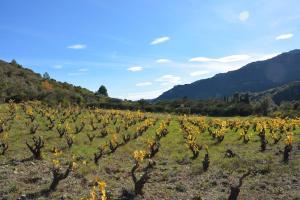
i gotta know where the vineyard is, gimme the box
[0,101,300,200]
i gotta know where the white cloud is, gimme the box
[275,33,294,40]
[127,66,143,72]
[124,89,166,100]
[155,74,181,86]
[189,54,250,63]
[67,68,89,76]
[53,65,62,69]
[190,70,210,77]
[150,36,170,45]
[78,68,88,72]
[67,72,86,76]
[67,44,87,49]
[181,52,280,74]
[239,11,250,21]
[156,59,172,64]
[136,82,152,87]
[257,53,280,61]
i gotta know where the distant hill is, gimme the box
[156,49,300,101]
[0,59,100,105]
[251,81,300,104]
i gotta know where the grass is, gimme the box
[0,103,300,199]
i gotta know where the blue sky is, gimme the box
[0,0,299,100]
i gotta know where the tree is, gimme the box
[232,93,240,103]
[41,80,53,92]
[10,59,21,68]
[137,99,149,110]
[10,59,18,66]
[254,97,272,116]
[43,72,51,80]
[243,93,250,104]
[96,85,108,97]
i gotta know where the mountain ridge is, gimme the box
[156,49,300,101]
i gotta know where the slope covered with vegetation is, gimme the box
[251,81,300,104]
[0,59,99,106]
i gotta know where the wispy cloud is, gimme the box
[124,89,167,100]
[67,72,87,76]
[211,53,279,72]
[156,59,172,64]
[136,82,152,87]
[67,68,89,76]
[239,11,250,21]
[169,53,281,74]
[275,33,294,40]
[190,70,210,77]
[67,44,87,49]
[257,53,280,61]
[155,75,181,86]
[78,68,88,72]
[127,66,143,72]
[53,65,62,69]
[189,54,250,63]
[150,36,170,45]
